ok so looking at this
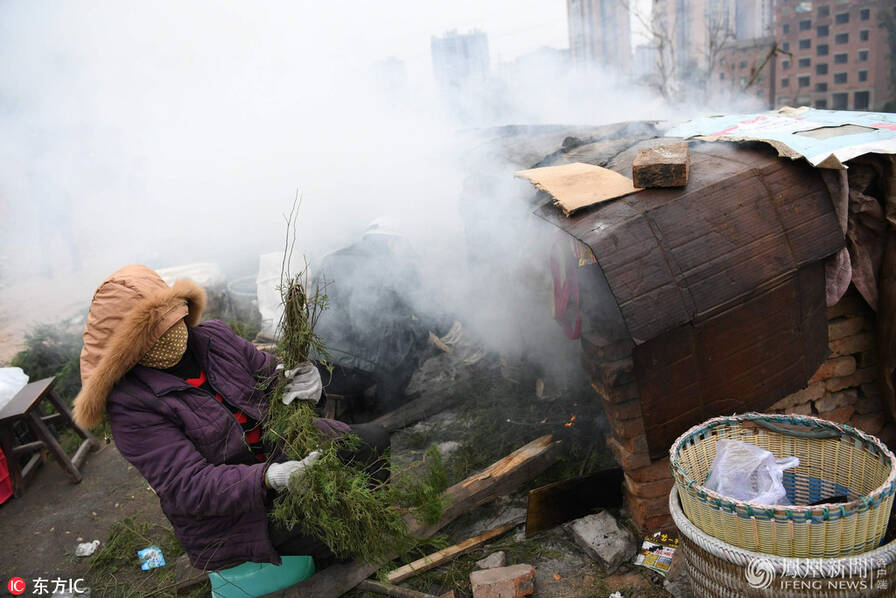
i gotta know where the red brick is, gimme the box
[829,333,875,358]
[613,432,649,455]
[626,491,670,520]
[470,565,535,598]
[625,473,675,499]
[828,316,865,341]
[810,356,856,382]
[849,413,887,436]
[825,367,877,392]
[627,457,673,483]
[609,415,646,439]
[815,389,857,412]
[602,398,643,422]
[590,379,640,405]
[821,405,855,423]
[770,381,825,410]
[581,330,634,362]
[607,436,651,470]
[593,358,636,388]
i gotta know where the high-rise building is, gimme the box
[735,0,776,40]
[651,0,738,75]
[567,0,632,69]
[774,0,896,111]
[430,29,490,97]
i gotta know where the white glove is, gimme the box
[280,362,323,405]
[265,451,321,491]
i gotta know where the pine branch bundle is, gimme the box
[262,197,446,564]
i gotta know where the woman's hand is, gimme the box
[279,362,323,405]
[265,451,321,491]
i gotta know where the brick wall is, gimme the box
[582,332,675,534]
[767,287,894,444]
[584,287,893,536]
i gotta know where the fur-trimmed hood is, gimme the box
[73,265,206,429]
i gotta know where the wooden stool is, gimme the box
[0,376,99,497]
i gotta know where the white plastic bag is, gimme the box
[0,367,29,409]
[704,439,799,505]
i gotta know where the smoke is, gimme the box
[0,1,766,376]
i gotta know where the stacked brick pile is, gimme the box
[582,330,676,534]
[767,288,894,446]
[584,288,893,536]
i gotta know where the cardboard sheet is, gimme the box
[515,162,641,216]
[665,107,896,169]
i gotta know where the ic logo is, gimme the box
[7,577,26,595]
[745,558,776,589]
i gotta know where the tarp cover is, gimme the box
[666,107,896,169]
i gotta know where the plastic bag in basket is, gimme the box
[704,439,799,505]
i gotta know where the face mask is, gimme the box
[139,319,188,369]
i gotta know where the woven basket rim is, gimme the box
[669,487,896,572]
[669,412,896,513]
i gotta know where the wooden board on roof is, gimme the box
[515,162,642,216]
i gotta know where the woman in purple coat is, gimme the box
[72,265,388,570]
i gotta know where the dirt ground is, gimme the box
[0,440,170,591]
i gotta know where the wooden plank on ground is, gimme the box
[387,519,522,584]
[525,468,624,536]
[261,434,562,598]
[371,391,466,433]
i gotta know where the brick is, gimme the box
[625,473,675,499]
[828,316,864,341]
[627,457,672,483]
[815,389,858,413]
[632,142,689,188]
[820,405,855,423]
[602,398,643,422]
[626,490,670,520]
[825,367,877,392]
[849,413,887,436]
[791,402,814,416]
[770,381,825,410]
[613,431,650,455]
[607,435,651,470]
[829,333,875,358]
[590,379,640,405]
[609,415,646,439]
[581,330,634,362]
[810,356,857,382]
[633,514,675,535]
[598,358,636,388]
[470,565,535,598]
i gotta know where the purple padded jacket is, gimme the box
[106,320,287,570]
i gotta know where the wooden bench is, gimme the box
[0,376,99,496]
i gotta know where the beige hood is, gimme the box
[72,265,206,429]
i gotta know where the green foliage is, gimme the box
[226,319,260,342]
[10,322,82,403]
[88,516,202,598]
[263,202,448,564]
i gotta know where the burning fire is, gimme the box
[564,414,576,428]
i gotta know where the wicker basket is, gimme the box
[670,488,896,597]
[670,412,896,558]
